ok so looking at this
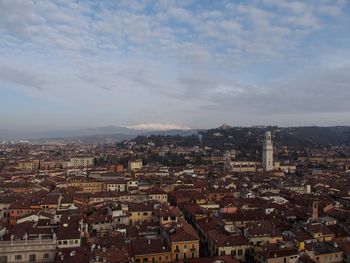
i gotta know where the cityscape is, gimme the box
[1,0,350,263]
[0,126,350,263]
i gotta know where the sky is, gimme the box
[0,0,350,131]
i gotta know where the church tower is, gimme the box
[262,131,274,171]
[312,201,318,221]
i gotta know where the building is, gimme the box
[167,219,200,262]
[284,184,311,194]
[9,203,36,225]
[128,159,143,171]
[68,156,94,168]
[128,203,155,226]
[145,188,168,204]
[0,237,57,263]
[67,177,104,193]
[244,222,283,246]
[308,244,343,263]
[303,223,334,242]
[262,131,274,171]
[56,215,82,249]
[255,244,299,263]
[105,179,127,192]
[207,231,249,260]
[17,159,39,171]
[129,238,172,263]
[40,159,67,170]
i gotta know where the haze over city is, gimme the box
[1,0,350,131]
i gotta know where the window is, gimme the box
[43,254,49,259]
[29,254,36,262]
[238,249,242,256]
[143,258,148,262]
[184,245,187,249]
[15,255,22,260]
[0,256,8,263]
[192,252,194,258]
[136,259,140,262]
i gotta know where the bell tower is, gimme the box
[262,131,274,171]
[312,201,318,221]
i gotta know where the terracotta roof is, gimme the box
[129,238,170,256]
[298,255,317,263]
[257,245,298,259]
[128,202,154,212]
[207,229,248,247]
[169,219,199,242]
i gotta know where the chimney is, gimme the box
[312,201,318,221]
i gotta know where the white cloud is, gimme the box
[262,0,308,14]
[126,123,191,130]
[282,12,321,29]
[316,5,342,17]
[0,0,349,129]
[0,66,46,91]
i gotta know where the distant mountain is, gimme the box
[202,126,350,150]
[4,125,350,147]
[0,126,130,140]
[35,126,137,138]
[0,126,199,141]
[141,129,202,137]
[217,124,233,130]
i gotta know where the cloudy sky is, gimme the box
[0,0,349,131]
